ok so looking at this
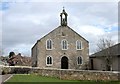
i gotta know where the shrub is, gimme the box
[2,67,11,75]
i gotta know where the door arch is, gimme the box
[61,56,68,69]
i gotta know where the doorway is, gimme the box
[61,56,68,69]
[91,59,94,70]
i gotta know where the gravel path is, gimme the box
[0,74,13,84]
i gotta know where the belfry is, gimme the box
[60,7,68,26]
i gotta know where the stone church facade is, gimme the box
[32,8,89,69]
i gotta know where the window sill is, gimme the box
[62,49,68,50]
[77,64,83,65]
[76,48,83,50]
[46,49,53,50]
[46,64,53,66]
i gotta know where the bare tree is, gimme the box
[96,37,114,71]
[97,37,114,52]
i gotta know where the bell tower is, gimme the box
[60,7,68,26]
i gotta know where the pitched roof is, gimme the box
[8,54,31,66]
[90,43,120,57]
[32,26,88,49]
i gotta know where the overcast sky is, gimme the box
[0,0,119,56]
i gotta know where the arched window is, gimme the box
[76,40,82,50]
[46,39,52,50]
[77,56,83,65]
[61,39,68,50]
[46,56,53,66]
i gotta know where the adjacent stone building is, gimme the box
[31,8,89,69]
[8,53,31,66]
[89,43,120,71]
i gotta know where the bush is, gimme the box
[12,68,31,74]
[2,67,11,75]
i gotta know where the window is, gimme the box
[46,39,52,50]
[77,56,83,65]
[76,40,82,50]
[61,39,68,50]
[46,56,53,66]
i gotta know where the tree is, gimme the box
[96,37,114,71]
[9,52,15,58]
[18,53,21,56]
[8,52,15,66]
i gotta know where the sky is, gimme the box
[0,0,119,56]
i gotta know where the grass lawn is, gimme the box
[6,74,79,82]
[4,74,120,84]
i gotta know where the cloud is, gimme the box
[1,2,118,56]
[0,2,10,11]
[79,25,105,36]
[3,44,32,56]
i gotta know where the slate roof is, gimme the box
[90,43,120,57]
[8,55,31,66]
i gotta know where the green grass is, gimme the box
[4,74,120,84]
[6,74,79,82]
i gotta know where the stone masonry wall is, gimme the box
[1,66,120,81]
[30,68,119,81]
[35,26,89,69]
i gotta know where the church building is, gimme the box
[31,8,89,69]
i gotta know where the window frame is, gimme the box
[46,39,53,50]
[77,56,83,65]
[61,39,68,50]
[76,40,82,50]
[46,56,53,66]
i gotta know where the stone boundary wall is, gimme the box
[30,68,120,81]
[1,66,120,81]
[1,66,31,74]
